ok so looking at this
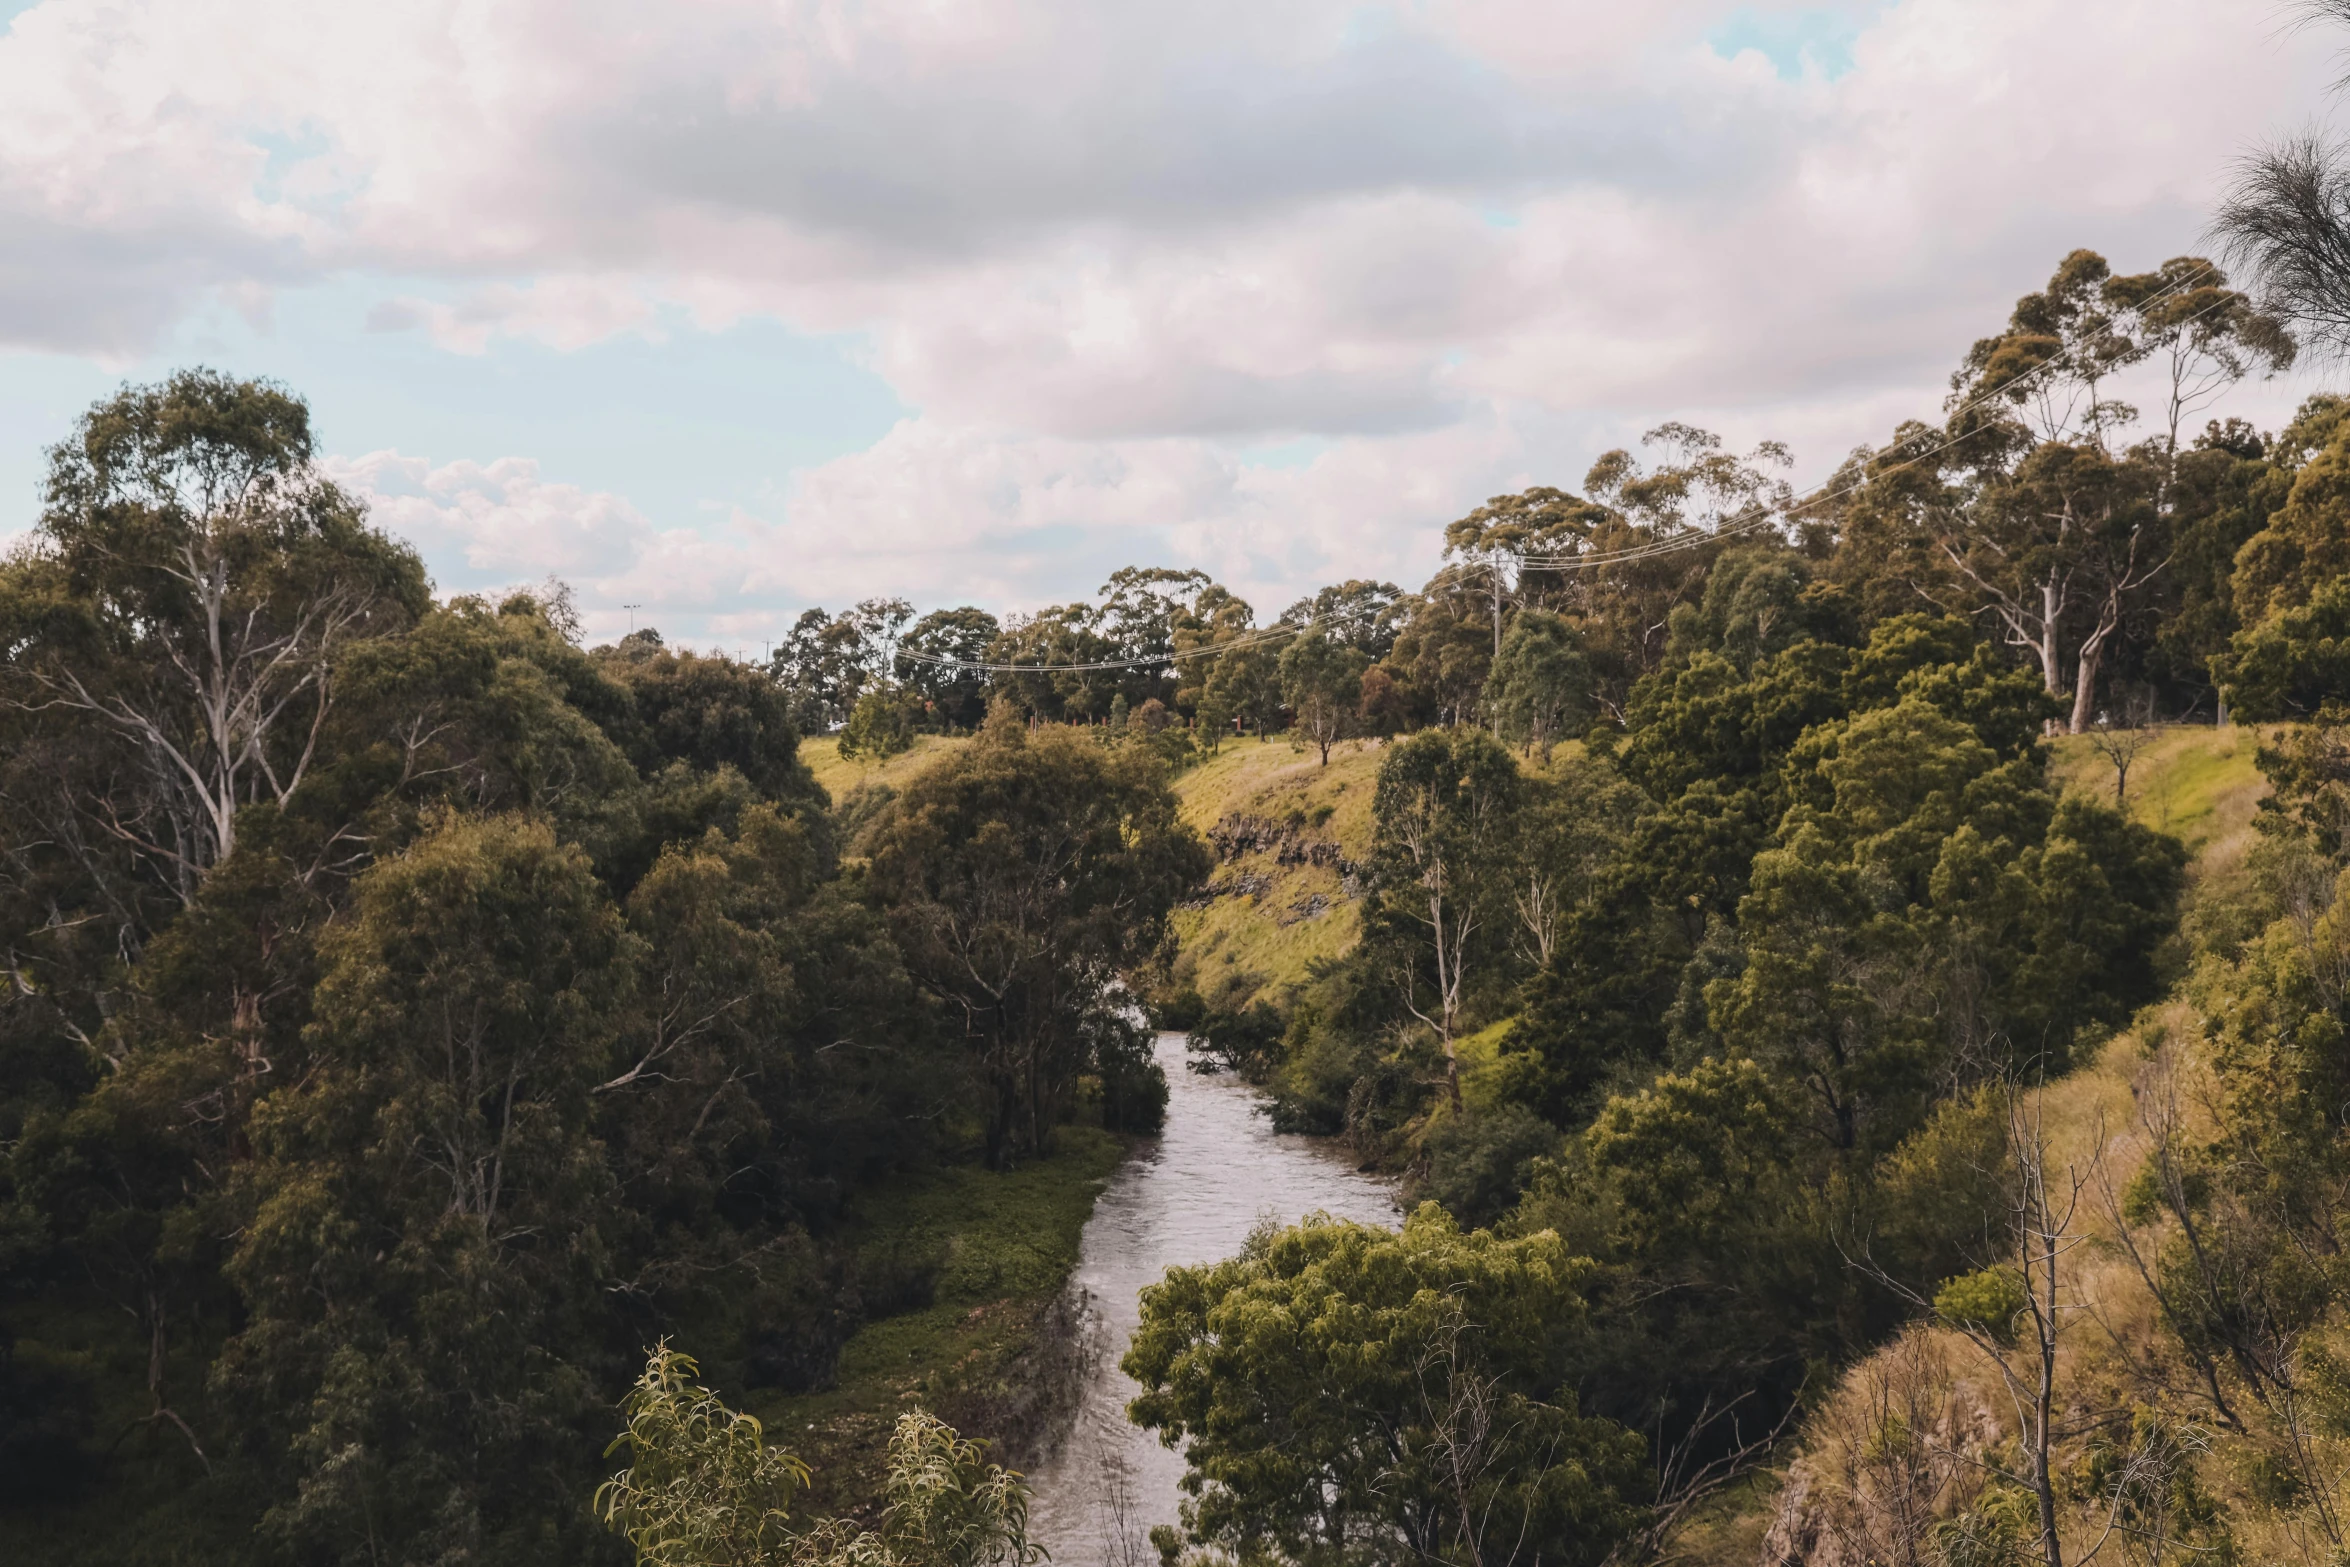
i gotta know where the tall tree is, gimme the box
[1277,629,1366,765]
[1,370,428,905]
[896,607,1001,730]
[1953,249,2149,447]
[2102,257,2293,498]
[217,812,632,1566]
[1951,440,2168,733]
[1279,578,1406,659]
[857,709,1207,1164]
[1443,489,1602,661]
[1368,728,1524,1107]
[771,598,911,734]
[1486,610,1592,755]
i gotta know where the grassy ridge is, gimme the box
[801,734,973,803]
[1167,737,1386,1002]
[2045,723,2267,855]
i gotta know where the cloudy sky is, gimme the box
[0,0,2338,646]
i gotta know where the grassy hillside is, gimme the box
[808,729,1394,1005]
[1165,736,1387,1005]
[802,733,973,803]
[2045,722,2267,855]
[1710,726,2278,1566]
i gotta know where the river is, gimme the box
[1024,1032,1399,1567]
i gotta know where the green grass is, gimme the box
[1453,1017,1520,1113]
[1166,736,1387,1001]
[749,1126,1128,1513]
[2045,724,2268,860]
[801,733,973,805]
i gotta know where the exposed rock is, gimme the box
[1207,812,1356,874]
[1756,1327,2008,1567]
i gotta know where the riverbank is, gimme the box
[1023,1036,1398,1566]
[748,1124,1130,1517]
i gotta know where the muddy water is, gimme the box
[1024,1033,1398,1566]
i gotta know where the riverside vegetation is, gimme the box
[19,171,2350,1567]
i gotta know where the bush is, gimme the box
[839,685,918,759]
[1934,1265,2026,1345]
[1187,1001,1285,1079]
[1095,1009,1170,1133]
[1099,1052,1170,1136]
[1420,1105,1563,1229]
[1268,1008,1360,1133]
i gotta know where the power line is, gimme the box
[1508,264,2246,568]
[879,267,2257,675]
[889,612,1327,676]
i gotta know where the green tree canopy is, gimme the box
[1486,609,1592,754]
[857,711,1207,1163]
[218,811,633,1564]
[1278,628,1367,765]
[1125,1206,1647,1567]
[0,369,428,907]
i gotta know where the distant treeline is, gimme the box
[781,249,2338,765]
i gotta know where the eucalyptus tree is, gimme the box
[1279,577,1405,659]
[772,598,911,733]
[896,606,1000,729]
[1486,609,1593,755]
[857,706,1207,1163]
[2104,257,2294,495]
[1368,727,1524,1107]
[0,370,427,905]
[1277,628,1367,764]
[1443,487,1598,658]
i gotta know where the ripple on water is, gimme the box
[1024,1033,1399,1567]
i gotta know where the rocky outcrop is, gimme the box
[1206,812,1356,875]
[1757,1328,2009,1567]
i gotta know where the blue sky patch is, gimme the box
[0,276,907,559]
[1707,5,1877,81]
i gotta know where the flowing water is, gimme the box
[1025,1033,1398,1566]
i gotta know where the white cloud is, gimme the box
[5,0,2343,618]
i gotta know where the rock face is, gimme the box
[1757,1328,2010,1567]
[1181,813,1363,913]
[1205,812,1357,875]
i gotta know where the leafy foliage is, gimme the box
[597,1344,1040,1567]
[1125,1207,1648,1567]
[856,705,1207,1163]
[599,1344,810,1567]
